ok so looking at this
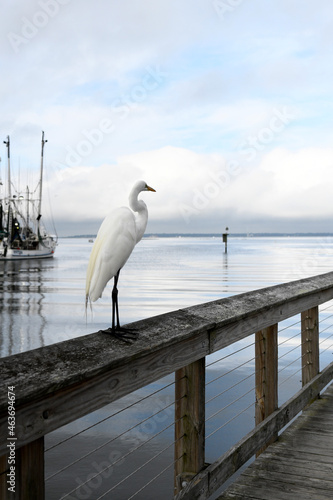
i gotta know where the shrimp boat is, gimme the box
[0,132,57,260]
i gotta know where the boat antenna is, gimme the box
[37,131,47,232]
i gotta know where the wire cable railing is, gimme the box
[45,378,177,454]
[38,291,333,499]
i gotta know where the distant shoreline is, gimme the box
[61,232,333,239]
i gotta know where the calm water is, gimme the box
[2,235,333,357]
[1,236,333,499]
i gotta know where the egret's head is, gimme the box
[144,183,156,192]
[133,180,156,193]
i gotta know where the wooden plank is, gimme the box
[241,462,333,493]
[218,384,333,500]
[0,309,213,411]
[174,358,205,493]
[245,455,333,482]
[220,475,333,500]
[186,272,333,352]
[261,446,333,466]
[251,453,333,477]
[255,324,278,454]
[0,331,209,456]
[175,365,333,500]
[301,307,319,387]
[1,271,333,412]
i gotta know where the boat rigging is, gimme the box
[0,132,57,260]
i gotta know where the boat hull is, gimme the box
[0,243,56,260]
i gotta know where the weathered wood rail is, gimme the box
[1,271,333,499]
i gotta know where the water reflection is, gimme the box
[0,259,54,356]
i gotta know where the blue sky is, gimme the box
[1,0,333,235]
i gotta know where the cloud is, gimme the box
[1,0,333,234]
[43,145,333,235]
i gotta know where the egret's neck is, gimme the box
[129,189,148,243]
[129,188,146,213]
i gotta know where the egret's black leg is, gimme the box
[99,270,138,343]
[113,270,121,330]
[112,271,119,331]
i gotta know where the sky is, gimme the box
[1,0,333,236]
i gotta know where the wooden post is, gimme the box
[301,307,319,387]
[255,324,278,455]
[0,453,9,499]
[0,438,44,500]
[16,438,45,500]
[222,233,228,253]
[174,358,205,495]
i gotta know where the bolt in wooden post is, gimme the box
[174,358,205,494]
[301,307,319,387]
[255,324,278,455]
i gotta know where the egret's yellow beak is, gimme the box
[146,185,156,192]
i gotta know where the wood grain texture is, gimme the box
[174,359,206,493]
[175,363,333,500]
[217,384,333,500]
[301,306,319,386]
[255,324,278,454]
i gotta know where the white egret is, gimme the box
[85,180,156,341]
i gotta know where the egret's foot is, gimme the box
[99,326,138,343]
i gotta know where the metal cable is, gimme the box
[206,371,255,405]
[59,418,182,499]
[278,365,303,387]
[206,356,256,387]
[46,395,180,481]
[45,378,177,453]
[319,302,333,313]
[206,400,256,439]
[278,342,301,361]
[319,323,333,336]
[319,340,333,355]
[278,330,301,346]
[206,340,255,368]
[206,386,254,423]
[319,312,333,324]
[278,319,301,335]
[127,453,184,500]
[95,436,184,500]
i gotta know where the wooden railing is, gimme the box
[1,272,333,499]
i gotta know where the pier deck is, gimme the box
[218,383,333,500]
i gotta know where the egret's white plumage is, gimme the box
[85,180,155,338]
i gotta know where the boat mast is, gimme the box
[26,185,30,237]
[0,156,2,232]
[37,131,47,233]
[3,136,12,244]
